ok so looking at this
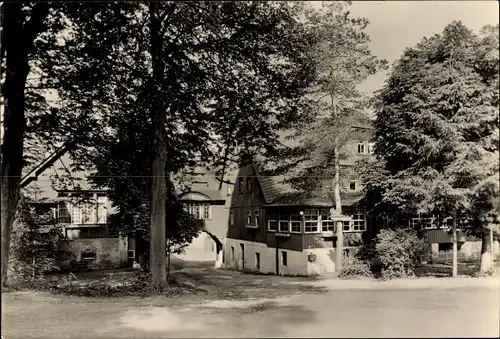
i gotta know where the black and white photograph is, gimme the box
[1,0,499,338]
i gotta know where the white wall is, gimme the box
[224,238,311,276]
[304,248,337,276]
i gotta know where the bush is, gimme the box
[375,229,426,279]
[8,199,71,284]
[339,256,373,279]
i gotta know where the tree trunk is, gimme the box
[451,214,457,278]
[1,3,49,287]
[218,135,231,191]
[148,1,167,291]
[480,225,493,273]
[332,96,343,276]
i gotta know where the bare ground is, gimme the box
[2,261,499,338]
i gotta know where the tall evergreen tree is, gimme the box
[370,21,499,275]
[267,1,387,274]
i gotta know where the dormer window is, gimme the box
[246,177,252,191]
[357,143,366,154]
[349,181,357,191]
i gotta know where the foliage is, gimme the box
[8,197,71,283]
[375,229,426,279]
[367,21,499,224]
[339,255,373,279]
[267,1,387,196]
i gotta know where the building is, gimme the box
[176,169,236,267]
[21,145,130,270]
[407,216,500,263]
[224,137,376,276]
[21,145,239,270]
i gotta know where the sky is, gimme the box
[310,0,500,94]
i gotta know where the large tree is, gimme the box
[266,1,387,274]
[1,2,65,287]
[39,2,317,290]
[370,21,499,275]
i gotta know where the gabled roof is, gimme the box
[20,144,70,188]
[251,160,364,207]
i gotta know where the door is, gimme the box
[240,243,245,270]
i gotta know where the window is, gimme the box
[321,209,335,232]
[278,212,290,232]
[304,209,319,233]
[357,143,366,154]
[349,181,357,191]
[410,216,437,229]
[184,203,211,220]
[247,210,252,225]
[247,177,252,191]
[268,212,278,231]
[81,202,96,224]
[71,204,82,224]
[230,211,235,226]
[254,209,260,226]
[351,211,366,231]
[97,196,107,223]
[81,252,96,260]
[342,220,351,231]
[281,251,287,266]
[238,177,244,192]
[79,227,114,239]
[231,246,235,259]
[203,204,211,219]
[255,252,260,270]
[227,185,232,196]
[368,142,375,154]
[193,205,201,219]
[290,212,301,233]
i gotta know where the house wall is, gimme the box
[224,238,310,276]
[23,151,126,269]
[226,164,267,244]
[64,236,127,269]
[430,240,500,261]
[304,248,337,275]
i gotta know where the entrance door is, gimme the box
[240,243,245,270]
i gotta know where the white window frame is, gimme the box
[97,196,107,224]
[82,202,96,224]
[268,212,278,231]
[349,181,357,191]
[368,142,375,154]
[304,209,319,233]
[254,209,260,226]
[278,212,290,233]
[229,211,235,226]
[290,212,301,233]
[351,211,366,231]
[342,220,351,232]
[203,204,211,220]
[71,204,82,224]
[247,210,252,225]
[357,143,366,154]
[410,216,437,229]
[320,209,335,232]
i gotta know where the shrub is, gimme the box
[375,229,426,279]
[339,256,373,279]
[8,199,71,284]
